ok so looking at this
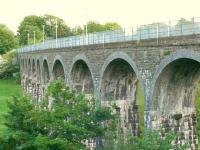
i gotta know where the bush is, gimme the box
[0,50,19,79]
[98,128,189,150]
[0,79,114,150]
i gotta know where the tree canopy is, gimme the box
[43,14,72,39]
[85,21,121,33]
[17,15,45,45]
[0,24,16,54]
[0,79,114,149]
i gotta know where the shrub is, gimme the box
[0,79,114,150]
[0,50,19,79]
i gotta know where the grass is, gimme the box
[0,79,22,135]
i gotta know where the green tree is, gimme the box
[17,15,45,45]
[0,24,16,54]
[85,21,122,33]
[99,128,189,150]
[176,18,192,25]
[43,14,72,39]
[85,21,105,33]
[0,79,114,150]
[71,26,83,35]
[104,22,121,30]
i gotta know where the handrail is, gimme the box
[17,17,200,53]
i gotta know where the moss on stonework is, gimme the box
[137,82,144,135]
[163,49,171,56]
[195,81,200,150]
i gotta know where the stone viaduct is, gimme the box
[17,33,200,149]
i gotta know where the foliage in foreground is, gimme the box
[0,50,19,79]
[99,126,189,150]
[0,79,114,150]
[97,108,189,150]
[0,24,17,54]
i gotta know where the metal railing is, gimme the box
[17,17,200,53]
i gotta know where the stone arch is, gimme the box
[24,57,28,76]
[27,58,32,77]
[151,50,200,112]
[99,52,141,91]
[32,58,36,80]
[52,55,66,80]
[151,50,200,149]
[20,58,24,73]
[70,54,94,94]
[36,58,41,82]
[99,51,143,136]
[22,58,26,75]
[42,57,50,85]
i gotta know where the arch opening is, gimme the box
[52,60,65,80]
[43,60,50,85]
[152,58,200,149]
[23,59,26,75]
[28,59,31,77]
[70,60,94,94]
[152,58,200,114]
[36,60,41,82]
[32,59,36,79]
[100,58,144,136]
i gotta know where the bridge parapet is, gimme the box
[17,17,200,53]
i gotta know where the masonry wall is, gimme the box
[18,34,200,149]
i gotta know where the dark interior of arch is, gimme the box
[32,60,36,79]
[28,59,31,76]
[52,60,65,80]
[36,60,41,81]
[23,59,26,72]
[43,60,50,84]
[70,60,94,94]
[152,58,200,114]
[100,58,142,136]
[101,59,138,101]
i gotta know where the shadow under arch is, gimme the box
[69,54,95,94]
[36,58,41,82]
[150,50,200,149]
[52,56,66,80]
[99,51,144,136]
[42,58,50,85]
[99,52,141,92]
[151,50,200,112]
[27,58,31,77]
[32,58,36,80]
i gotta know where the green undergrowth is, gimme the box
[195,81,200,150]
[0,79,22,136]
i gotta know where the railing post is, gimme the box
[156,23,159,45]
[103,33,105,48]
[132,27,134,40]
[139,27,141,40]
[180,22,183,35]
[124,28,126,41]
[168,21,171,37]
[93,33,95,44]
[192,17,195,34]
